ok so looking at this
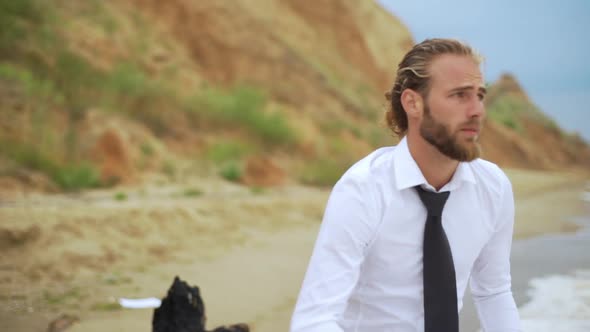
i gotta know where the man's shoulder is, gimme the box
[340,146,396,183]
[469,158,512,193]
[329,146,396,214]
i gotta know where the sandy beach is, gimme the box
[0,168,588,332]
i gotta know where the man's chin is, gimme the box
[444,140,480,162]
[458,144,481,162]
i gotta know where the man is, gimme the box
[290,39,522,332]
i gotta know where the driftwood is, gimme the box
[153,276,250,332]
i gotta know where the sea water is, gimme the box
[517,189,590,331]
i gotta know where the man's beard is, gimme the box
[419,104,481,162]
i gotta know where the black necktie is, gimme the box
[415,186,459,332]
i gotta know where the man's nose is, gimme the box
[468,98,485,118]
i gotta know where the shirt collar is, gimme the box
[392,136,477,192]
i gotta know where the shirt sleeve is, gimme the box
[290,175,379,332]
[470,172,522,332]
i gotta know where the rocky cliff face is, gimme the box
[0,0,587,192]
[481,74,590,169]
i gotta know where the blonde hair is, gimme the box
[385,38,482,137]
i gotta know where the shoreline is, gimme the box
[505,169,589,239]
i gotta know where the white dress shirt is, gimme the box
[291,137,522,332]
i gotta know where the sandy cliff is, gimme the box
[0,0,588,192]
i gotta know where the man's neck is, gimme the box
[406,133,459,191]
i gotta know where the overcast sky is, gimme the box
[379,0,590,142]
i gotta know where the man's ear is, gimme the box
[401,89,423,119]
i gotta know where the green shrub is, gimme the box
[84,1,118,35]
[487,94,559,134]
[0,141,101,191]
[1,141,58,175]
[0,63,62,102]
[250,186,265,194]
[188,86,297,145]
[205,140,253,164]
[329,137,348,155]
[14,52,175,132]
[320,119,364,140]
[183,188,203,197]
[487,96,524,133]
[114,192,127,201]
[54,51,104,109]
[319,119,348,135]
[140,143,154,156]
[106,62,177,135]
[350,127,362,139]
[0,0,44,53]
[219,162,242,182]
[299,158,349,187]
[368,127,391,148]
[107,62,149,98]
[162,160,176,179]
[4,56,175,134]
[501,117,518,130]
[53,163,101,190]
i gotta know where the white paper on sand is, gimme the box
[118,297,162,309]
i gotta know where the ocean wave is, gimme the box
[519,270,590,331]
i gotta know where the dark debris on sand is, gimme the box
[153,276,250,332]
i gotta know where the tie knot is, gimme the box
[415,186,450,217]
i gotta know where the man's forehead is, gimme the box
[429,54,484,88]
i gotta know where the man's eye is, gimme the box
[454,91,466,98]
[478,93,485,101]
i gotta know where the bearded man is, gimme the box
[291,38,522,332]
